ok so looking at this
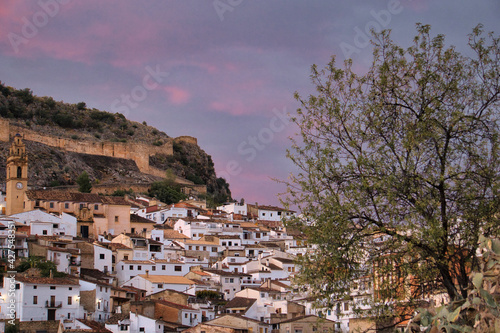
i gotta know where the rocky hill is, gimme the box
[0,81,231,205]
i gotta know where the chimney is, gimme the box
[146,270,149,278]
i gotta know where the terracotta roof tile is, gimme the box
[224,297,256,310]
[16,275,79,285]
[130,214,155,224]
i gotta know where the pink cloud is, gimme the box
[164,86,190,105]
[210,100,248,116]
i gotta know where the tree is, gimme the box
[283,24,500,318]
[76,171,92,193]
[16,256,66,277]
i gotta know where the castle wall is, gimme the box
[0,118,178,175]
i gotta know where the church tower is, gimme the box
[6,134,28,215]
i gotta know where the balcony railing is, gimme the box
[45,301,62,308]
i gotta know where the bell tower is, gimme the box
[6,134,28,215]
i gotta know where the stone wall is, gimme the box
[0,118,197,177]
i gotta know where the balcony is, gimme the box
[45,301,62,308]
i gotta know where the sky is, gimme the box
[1,1,499,207]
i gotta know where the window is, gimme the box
[100,253,105,259]
[222,242,227,246]
[79,203,84,209]
[33,286,37,289]
[185,314,188,318]
[174,266,182,272]
[68,296,72,305]
[15,284,19,290]
[53,224,59,228]
[162,265,166,270]
[158,284,163,288]
[65,203,69,209]
[229,278,234,283]
[124,255,129,260]
[115,216,119,222]
[68,313,71,319]
[33,296,37,304]
[344,302,349,311]
[43,230,48,235]
[137,265,142,271]
[129,265,133,270]
[50,286,56,290]
[152,266,156,271]
[212,247,217,252]
[50,202,54,208]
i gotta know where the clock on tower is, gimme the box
[6,134,28,216]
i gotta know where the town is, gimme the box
[0,134,350,333]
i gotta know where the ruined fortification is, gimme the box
[0,117,198,179]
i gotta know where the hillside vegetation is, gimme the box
[0,81,231,205]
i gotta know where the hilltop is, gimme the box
[0,82,231,205]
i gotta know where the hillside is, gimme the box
[0,82,231,205]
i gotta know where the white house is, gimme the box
[10,209,77,237]
[115,259,193,284]
[79,278,112,323]
[0,273,81,321]
[121,274,196,295]
[93,243,113,274]
[47,246,81,274]
[217,202,247,216]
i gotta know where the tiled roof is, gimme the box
[137,275,195,285]
[80,268,113,281]
[183,239,219,245]
[105,313,129,325]
[121,260,154,264]
[223,297,256,310]
[272,257,295,264]
[277,315,334,324]
[155,299,195,310]
[74,319,113,332]
[97,242,132,250]
[191,270,210,276]
[130,214,155,224]
[47,246,80,254]
[163,230,189,239]
[204,269,251,277]
[15,275,79,285]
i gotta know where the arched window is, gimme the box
[17,166,22,178]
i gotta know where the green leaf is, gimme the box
[472,272,483,289]
[472,297,481,305]
[494,318,500,333]
[480,288,497,308]
[448,306,461,323]
[460,300,470,310]
[492,239,500,255]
